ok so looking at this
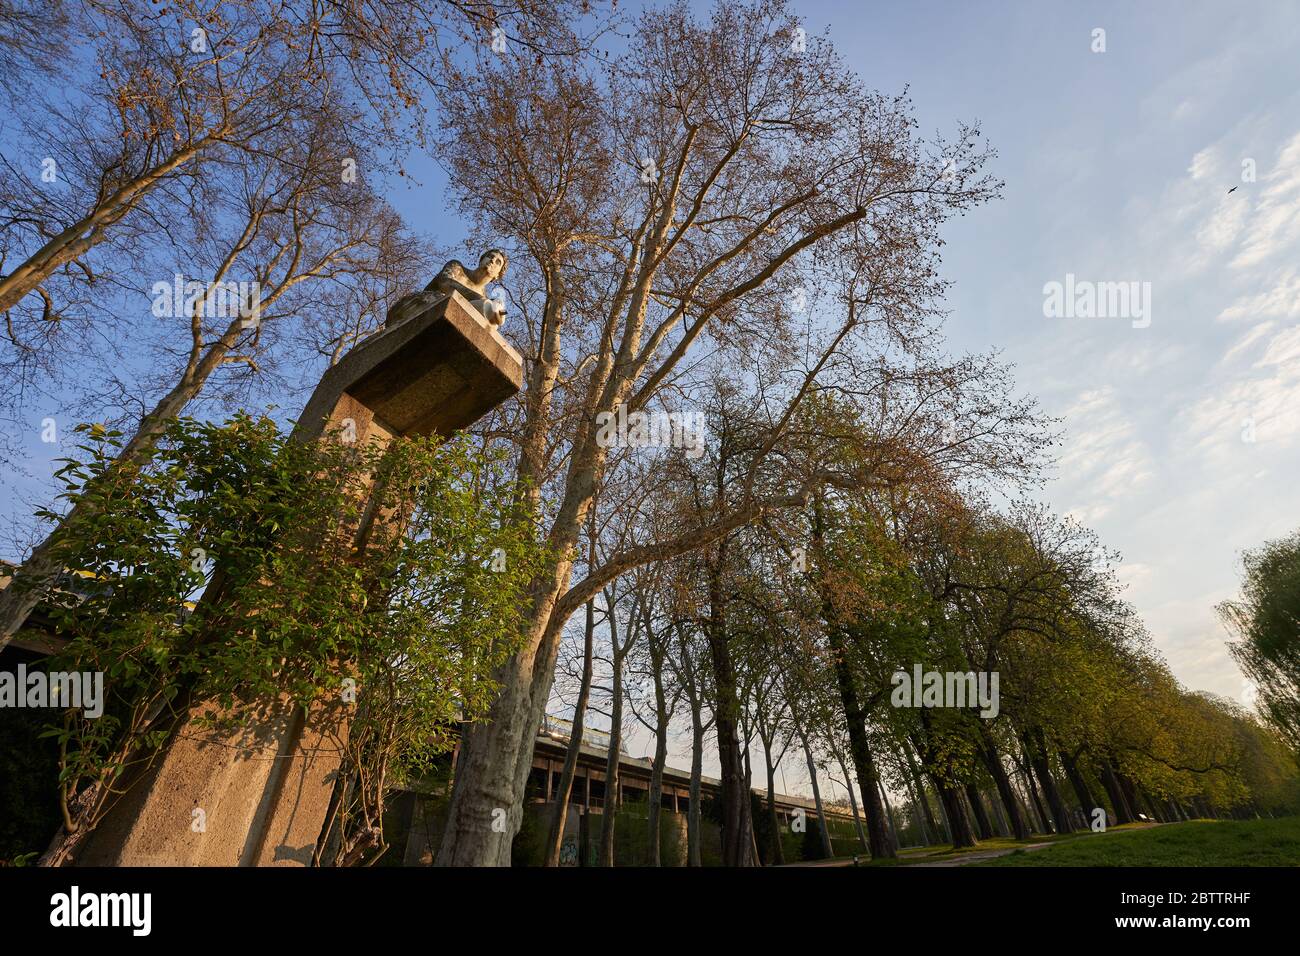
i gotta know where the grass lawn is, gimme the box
[976,817,1300,867]
[825,831,1085,867]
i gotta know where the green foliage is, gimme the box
[978,817,1300,867]
[789,488,1300,838]
[608,798,687,867]
[33,414,548,860]
[1219,530,1300,754]
[798,815,826,861]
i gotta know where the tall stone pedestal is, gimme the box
[76,292,521,866]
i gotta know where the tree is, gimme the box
[0,97,413,649]
[428,0,1002,865]
[28,415,545,865]
[0,0,591,630]
[1,2,328,319]
[592,577,643,866]
[1219,529,1300,754]
[0,0,591,327]
[624,567,682,867]
[662,589,716,866]
[541,545,599,865]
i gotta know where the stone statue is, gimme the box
[386,248,509,330]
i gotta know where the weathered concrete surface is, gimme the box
[77,699,340,866]
[76,292,522,866]
[296,290,522,443]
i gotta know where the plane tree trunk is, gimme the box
[978,730,1031,839]
[763,752,784,866]
[687,704,705,866]
[934,777,978,848]
[645,624,670,867]
[901,740,939,844]
[826,635,895,859]
[704,542,755,866]
[543,599,596,866]
[801,733,834,859]
[1024,733,1074,834]
[597,614,626,867]
[839,756,871,852]
[1060,749,1097,822]
[918,710,977,848]
[964,783,994,840]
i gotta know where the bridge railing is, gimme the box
[540,713,613,752]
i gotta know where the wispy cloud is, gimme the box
[1058,387,1155,522]
[1231,131,1300,269]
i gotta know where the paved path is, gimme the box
[906,840,1058,867]
[909,823,1161,866]
[786,824,1161,867]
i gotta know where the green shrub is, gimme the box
[30,415,548,865]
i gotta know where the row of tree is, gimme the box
[536,390,1299,865]
[3,1,1296,866]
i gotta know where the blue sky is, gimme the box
[5,1,1297,794]
[777,0,1300,709]
[392,0,1300,711]
[600,0,1300,788]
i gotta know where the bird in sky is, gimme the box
[1228,186,1239,194]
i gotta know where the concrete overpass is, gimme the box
[395,716,862,865]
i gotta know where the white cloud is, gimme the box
[1230,131,1300,269]
[1178,332,1300,462]
[1217,267,1300,322]
[1187,146,1217,181]
[1056,387,1156,516]
[1256,323,1300,369]
[1221,320,1276,362]
[1116,561,1153,590]
[1196,193,1249,254]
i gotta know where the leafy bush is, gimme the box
[34,414,547,864]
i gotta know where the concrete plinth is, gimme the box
[76,292,521,866]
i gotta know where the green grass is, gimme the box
[977,817,1300,867]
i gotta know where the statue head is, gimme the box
[479,248,508,283]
